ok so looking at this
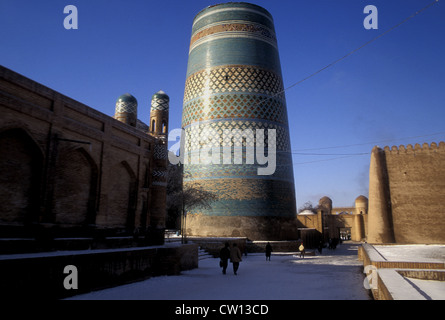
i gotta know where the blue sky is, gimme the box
[1,0,444,207]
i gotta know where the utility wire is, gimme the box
[284,0,440,164]
[292,152,369,156]
[181,2,441,167]
[293,131,445,152]
[261,0,440,104]
[293,155,359,165]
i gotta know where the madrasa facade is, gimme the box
[0,65,169,244]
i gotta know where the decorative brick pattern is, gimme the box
[181,3,297,239]
[183,65,284,103]
[0,65,168,236]
[190,22,277,52]
[151,91,170,111]
[115,94,138,114]
[154,143,168,159]
[183,119,290,153]
[182,93,287,127]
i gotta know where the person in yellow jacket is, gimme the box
[230,243,242,275]
[299,243,305,258]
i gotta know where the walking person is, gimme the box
[265,242,272,261]
[317,240,323,255]
[219,242,231,275]
[230,243,242,275]
[299,242,305,258]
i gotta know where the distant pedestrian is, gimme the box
[133,227,139,241]
[332,238,338,250]
[265,242,272,261]
[317,240,323,255]
[219,242,231,275]
[230,243,242,275]
[299,243,305,258]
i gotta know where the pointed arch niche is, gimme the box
[52,147,98,226]
[0,128,43,225]
[106,161,137,231]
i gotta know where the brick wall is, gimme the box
[52,148,94,225]
[368,143,445,244]
[0,243,198,299]
[358,244,445,300]
[0,66,167,240]
[0,129,42,224]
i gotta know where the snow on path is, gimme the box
[373,245,445,263]
[407,278,445,300]
[68,243,371,300]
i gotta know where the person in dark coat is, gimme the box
[230,243,242,275]
[220,242,231,274]
[317,240,323,255]
[265,242,272,261]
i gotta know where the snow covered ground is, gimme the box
[372,244,445,300]
[407,278,445,300]
[68,242,371,300]
[373,244,445,263]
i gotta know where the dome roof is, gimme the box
[116,93,137,104]
[298,209,316,215]
[318,196,332,212]
[152,90,169,101]
[355,195,368,214]
[319,196,332,206]
[151,90,169,111]
[355,195,368,203]
[115,93,138,114]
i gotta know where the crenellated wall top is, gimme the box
[375,141,445,154]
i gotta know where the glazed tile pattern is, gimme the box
[186,38,282,78]
[154,144,168,160]
[184,65,283,101]
[190,22,277,52]
[192,4,275,38]
[115,94,138,115]
[182,150,294,182]
[183,119,290,153]
[151,91,170,111]
[183,179,296,217]
[183,94,287,127]
[182,3,296,222]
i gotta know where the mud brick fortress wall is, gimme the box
[368,143,445,244]
[0,66,168,240]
